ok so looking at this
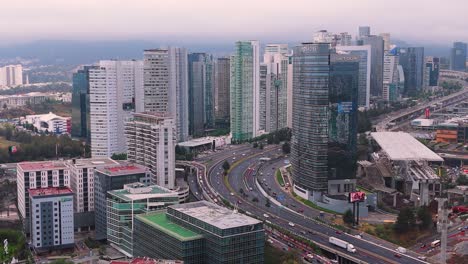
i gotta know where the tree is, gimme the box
[222,160,230,172]
[343,209,354,225]
[417,206,432,230]
[394,208,416,233]
[239,188,244,195]
[252,197,259,203]
[456,174,468,185]
[282,142,291,154]
[265,198,271,207]
[2,103,7,110]
[111,153,127,160]
[252,142,258,148]
[258,143,264,150]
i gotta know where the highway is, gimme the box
[196,145,428,264]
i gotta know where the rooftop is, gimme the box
[170,201,261,230]
[68,157,119,168]
[95,163,147,177]
[178,137,215,148]
[108,183,176,201]
[18,161,68,171]
[29,187,73,197]
[111,258,183,264]
[371,132,443,162]
[136,211,203,241]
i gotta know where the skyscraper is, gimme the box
[379,33,391,51]
[144,48,189,142]
[0,65,23,87]
[383,47,401,102]
[259,44,288,132]
[188,53,215,137]
[336,45,372,108]
[399,47,425,95]
[450,42,467,71]
[89,60,143,157]
[230,41,260,141]
[291,43,330,195]
[358,26,370,39]
[71,66,95,139]
[361,35,384,96]
[125,112,176,189]
[214,58,230,126]
[424,56,440,87]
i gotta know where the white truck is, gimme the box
[329,237,356,253]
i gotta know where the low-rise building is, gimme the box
[29,187,74,250]
[23,112,71,134]
[133,201,264,264]
[107,183,179,257]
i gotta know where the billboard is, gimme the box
[349,191,366,203]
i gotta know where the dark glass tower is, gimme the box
[291,43,330,193]
[361,35,384,97]
[450,42,467,71]
[399,47,424,96]
[71,66,95,140]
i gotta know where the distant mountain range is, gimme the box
[0,40,452,66]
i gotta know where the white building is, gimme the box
[0,65,23,87]
[29,187,74,250]
[17,161,71,234]
[336,45,372,108]
[23,112,71,134]
[383,50,401,102]
[89,60,144,157]
[259,44,288,133]
[125,112,176,189]
[143,48,189,142]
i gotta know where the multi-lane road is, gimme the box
[192,145,428,264]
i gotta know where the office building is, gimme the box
[110,258,183,264]
[292,44,359,201]
[23,112,71,135]
[29,187,74,250]
[379,33,391,51]
[125,112,176,189]
[144,48,189,142]
[17,161,70,233]
[358,26,370,39]
[313,30,335,44]
[259,44,288,132]
[107,183,179,257]
[361,35,384,96]
[94,163,149,240]
[383,48,401,102]
[89,60,144,158]
[71,66,94,139]
[230,41,260,141]
[133,201,264,264]
[291,43,330,195]
[424,56,440,87]
[336,45,372,108]
[450,42,467,71]
[66,158,118,231]
[0,65,23,87]
[214,58,230,126]
[286,56,293,128]
[337,32,352,46]
[399,47,425,95]
[188,53,215,137]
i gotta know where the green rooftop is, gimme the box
[136,212,203,241]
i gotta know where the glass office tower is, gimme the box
[71,66,96,140]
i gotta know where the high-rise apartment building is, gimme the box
[0,65,23,87]
[358,26,370,39]
[144,48,189,142]
[29,187,74,250]
[450,42,467,71]
[107,182,179,257]
[125,112,176,189]
[17,161,71,233]
[337,32,352,46]
[188,53,215,137]
[230,41,260,141]
[71,66,95,140]
[379,33,391,51]
[89,60,144,157]
[399,47,425,95]
[214,58,230,126]
[361,35,384,96]
[336,45,372,108]
[94,163,149,240]
[259,44,288,132]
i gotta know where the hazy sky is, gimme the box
[2,0,467,45]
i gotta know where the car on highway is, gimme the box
[394,253,402,258]
[288,222,295,227]
[237,200,242,204]
[263,213,270,218]
[230,192,234,196]
[249,187,253,191]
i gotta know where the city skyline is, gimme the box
[1,0,467,46]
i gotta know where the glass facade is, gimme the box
[291,43,330,192]
[71,66,95,139]
[328,54,359,180]
[399,47,424,96]
[362,35,384,97]
[450,42,467,71]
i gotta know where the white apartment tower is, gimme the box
[0,64,23,87]
[143,48,189,142]
[89,60,144,158]
[125,112,176,189]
